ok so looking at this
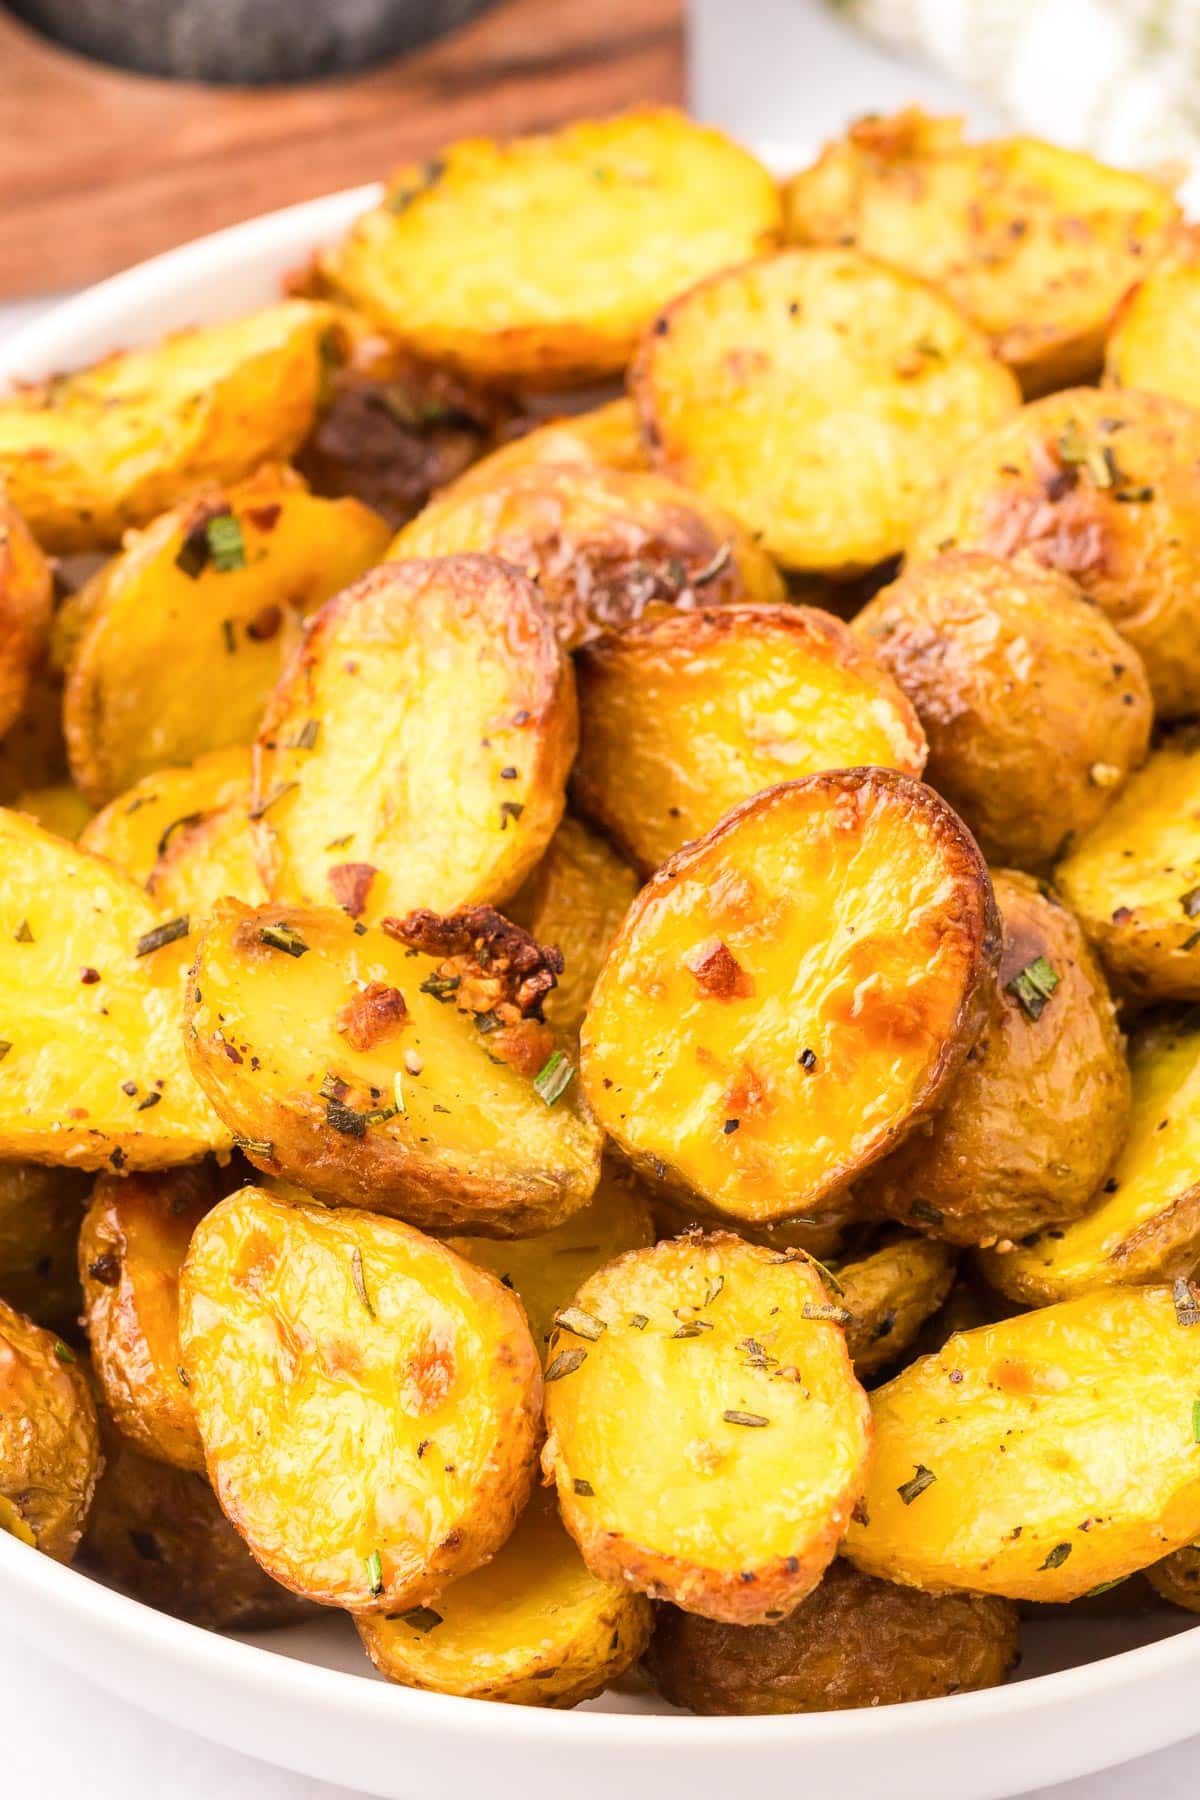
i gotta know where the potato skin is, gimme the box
[78,747,251,886]
[442,400,646,503]
[0,664,68,804]
[646,1557,1019,1713]
[0,1297,100,1561]
[179,1187,543,1612]
[582,771,1000,1224]
[1147,1543,1200,1613]
[861,871,1129,1248]
[911,387,1200,719]
[0,1162,90,1328]
[79,1166,218,1473]
[574,604,927,876]
[854,553,1152,871]
[0,491,53,743]
[838,1233,957,1377]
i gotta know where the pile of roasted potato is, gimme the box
[4,101,1200,1717]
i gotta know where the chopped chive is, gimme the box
[534,1051,573,1106]
[1085,1577,1125,1598]
[135,916,190,957]
[419,974,460,1002]
[393,1073,406,1115]
[1039,1542,1072,1571]
[206,512,246,572]
[544,1348,587,1381]
[221,619,237,654]
[351,1248,374,1317]
[722,1409,769,1427]
[553,1305,606,1342]
[1192,1398,1200,1444]
[258,923,308,958]
[898,1464,936,1505]
[1006,956,1060,1021]
[366,1549,383,1596]
[1182,888,1200,918]
[53,1341,76,1364]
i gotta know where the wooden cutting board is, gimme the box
[0,0,683,299]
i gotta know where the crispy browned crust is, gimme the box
[0,1296,100,1562]
[0,495,53,743]
[1148,1543,1200,1613]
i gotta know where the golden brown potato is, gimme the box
[649,1193,860,1266]
[0,664,68,803]
[854,553,1152,871]
[63,467,390,804]
[0,809,230,1171]
[1055,733,1200,1000]
[645,1557,1018,1713]
[910,387,1200,719]
[448,1156,654,1347]
[320,109,780,386]
[978,1011,1200,1305]
[81,1411,314,1630]
[844,1285,1200,1601]
[358,1488,651,1706]
[837,1233,957,1377]
[185,899,602,1235]
[79,747,251,888]
[0,490,53,742]
[442,400,646,502]
[1147,1543,1200,1613]
[632,247,1019,575]
[390,467,786,652]
[506,815,638,1044]
[575,604,927,874]
[253,556,575,924]
[0,301,335,552]
[1105,257,1200,409]
[12,784,93,842]
[542,1232,872,1624]
[862,871,1129,1248]
[0,1163,89,1328]
[785,109,1181,395]
[0,1297,99,1560]
[79,1166,218,1473]
[146,798,266,920]
[179,1186,543,1612]
[582,771,999,1225]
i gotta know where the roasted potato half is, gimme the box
[63,467,391,803]
[254,556,575,923]
[358,1488,651,1706]
[646,1557,1018,1713]
[0,301,335,552]
[575,604,927,875]
[78,747,251,887]
[862,871,1129,1248]
[542,1232,872,1624]
[0,1297,99,1560]
[147,798,266,921]
[582,771,999,1225]
[0,664,68,803]
[648,1193,860,1266]
[854,553,1152,871]
[320,109,780,386]
[179,1186,542,1611]
[443,400,646,502]
[390,467,785,651]
[844,1285,1200,1601]
[79,1166,218,1473]
[0,809,229,1171]
[632,247,1019,575]
[838,1233,957,1378]
[0,490,53,742]
[978,1011,1200,1305]
[81,1411,314,1631]
[1105,258,1200,410]
[1055,734,1200,1000]
[785,109,1181,395]
[910,387,1200,719]
[1147,1544,1200,1613]
[185,900,602,1235]
[0,1163,89,1328]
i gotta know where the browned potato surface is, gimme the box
[179,1186,543,1611]
[838,1234,957,1377]
[582,771,999,1224]
[0,491,53,742]
[443,400,646,502]
[0,1163,89,1328]
[78,747,252,887]
[646,1556,1018,1713]
[1105,257,1200,409]
[1147,1543,1200,1613]
[0,664,68,803]
[0,1297,99,1560]
[854,553,1152,871]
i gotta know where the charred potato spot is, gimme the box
[1105,259,1200,411]
[0,1163,90,1329]
[645,1557,1018,1713]
[845,1286,1200,1601]
[0,1296,100,1561]
[582,771,999,1224]
[632,247,1019,575]
[837,1234,957,1378]
[541,1232,872,1624]
[0,493,53,744]
[253,555,576,924]
[575,603,927,875]
[179,1186,542,1610]
[79,747,252,888]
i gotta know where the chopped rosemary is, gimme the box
[544,1348,587,1381]
[1006,955,1060,1021]
[135,916,190,957]
[801,1301,853,1324]
[289,719,321,751]
[1175,1277,1200,1327]
[499,800,524,829]
[52,1341,76,1364]
[221,619,237,654]
[534,1050,574,1106]
[672,1321,713,1338]
[258,922,309,958]
[393,1072,406,1115]
[897,1464,936,1505]
[399,1606,443,1633]
[177,1364,190,1388]
[248,780,297,821]
[419,974,460,1001]
[1039,1542,1072,1571]
[573,1478,595,1497]
[628,1312,649,1330]
[553,1305,606,1342]
[703,1274,725,1306]
[232,1135,274,1158]
[137,1092,161,1111]
[13,919,32,943]
[366,1549,384,1596]
[1085,1577,1126,1598]
[351,1247,374,1317]
[327,1098,366,1138]
[206,512,246,572]
[910,1199,943,1228]
[722,1409,769,1427]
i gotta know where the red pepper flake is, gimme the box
[684,938,753,1000]
[245,603,283,643]
[328,862,377,919]
[80,967,100,985]
[337,981,408,1053]
[245,503,282,533]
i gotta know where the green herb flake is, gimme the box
[206,512,246,572]
[13,919,32,944]
[393,1073,406,1115]
[1039,1542,1072,1571]
[722,1409,769,1428]
[553,1304,606,1342]
[351,1247,374,1318]
[258,923,309,959]
[400,1606,443,1633]
[672,1320,713,1338]
[544,1347,587,1382]
[289,719,320,751]
[384,158,446,215]
[1085,1577,1126,1598]
[232,1135,274,1158]
[801,1300,853,1324]
[629,1312,649,1330]
[366,1549,384,1596]
[573,1478,595,1497]
[1006,955,1061,1021]
[897,1464,936,1505]
[419,974,460,1002]
[703,1274,725,1306]
[1176,1277,1200,1327]
[135,916,190,958]
[1192,1398,1200,1444]
[534,1050,574,1106]
[52,1341,76,1365]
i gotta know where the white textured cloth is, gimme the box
[831,0,1200,163]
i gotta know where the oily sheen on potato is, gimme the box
[0,1298,99,1562]
[78,746,252,886]
[581,771,999,1224]
[1105,260,1200,411]
[0,490,53,743]
[179,1186,543,1611]
[147,797,267,920]
[542,1233,872,1624]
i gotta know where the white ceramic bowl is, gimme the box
[2,180,1199,1800]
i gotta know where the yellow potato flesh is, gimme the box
[12,784,93,842]
[148,799,267,919]
[1106,262,1200,409]
[79,747,251,886]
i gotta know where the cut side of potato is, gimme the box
[837,1233,957,1378]
[0,1163,90,1328]
[844,1285,1200,1601]
[978,1012,1200,1304]
[574,604,927,875]
[390,467,786,652]
[442,400,646,503]
[632,247,1019,574]
[582,771,999,1224]
[0,809,230,1171]
[179,1186,543,1611]
[11,784,93,842]
[320,109,780,386]
[185,900,602,1235]
[147,798,267,920]
[785,109,1181,395]
[63,467,390,804]
[0,301,336,552]
[79,1166,218,1473]
[78,747,251,887]
[0,1296,99,1562]
[1105,259,1200,410]
[645,1557,1018,1713]
[253,555,575,924]
[542,1232,872,1624]
[0,490,53,742]
[1055,734,1200,1001]
[358,1488,652,1706]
